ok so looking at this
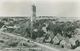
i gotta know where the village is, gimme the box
[0,17,80,51]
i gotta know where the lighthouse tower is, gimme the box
[32,3,36,22]
[30,3,36,38]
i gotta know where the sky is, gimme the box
[36,0,80,17]
[0,0,80,18]
[0,0,32,16]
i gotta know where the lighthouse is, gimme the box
[32,3,36,22]
[30,2,36,38]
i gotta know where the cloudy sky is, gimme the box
[0,0,80,18]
